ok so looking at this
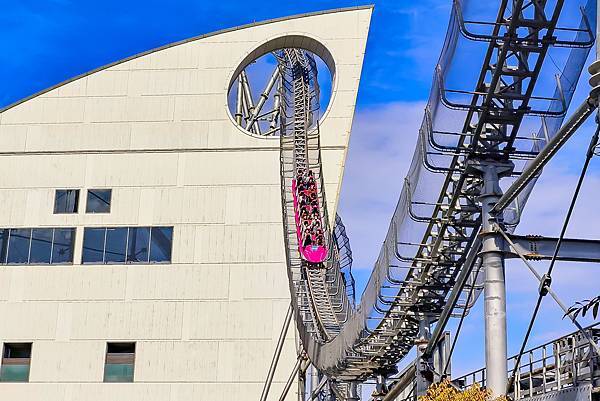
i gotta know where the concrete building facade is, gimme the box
[0,7,371,401]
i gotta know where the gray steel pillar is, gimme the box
[415,317,433,398]
[479,164,511,397]
[347,381,360,401]
[298,368,306,401]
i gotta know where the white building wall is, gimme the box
[0,6,371,401]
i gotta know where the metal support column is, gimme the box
[347,381,360,401]
[477,163,512,397]
[298,367,307,401]
[416,318,433,398]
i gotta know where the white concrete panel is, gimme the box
[1,97,85,124]
[127,265,229,300]
[193,223,285,263]
[0,270,11,301]
[70,301,184,340]
[128,69,226,96]
[217,339,298,383]
[25,123,131,152]
[29,341,105,382]
[84,96,174,123]
[0,384,67,401]
[86,70,130,97]
[0,123,27,151]
[135,341,219,382]
[0,155,85,189]
[235,185,281,224]
[68,383,172,401]
[229,263,290,300]
[0,189,28,225]
[84,153,178,187]
[20,267,126,301]
[183,151,279,186]
[0,302,58,339]
[129,121,210,149]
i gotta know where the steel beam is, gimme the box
[381,364,417,401]
[260,305,293,401]
[491,98,596,215]
[503,234,600,262]
[424,235,482,358]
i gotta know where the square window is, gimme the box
[86,189,112,214]
[54,190,79,214]
[104,342,135,383]
[0,343,32,382]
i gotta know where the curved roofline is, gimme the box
[0,5,374,114]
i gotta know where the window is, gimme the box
[0,343,32,382]
[149,227,173,263]
[54,189,79,214]
[82,227,173,264]
[0,228,75,265]
[127,227,150,263]
[104,342,135,382]
[86,189,112,213]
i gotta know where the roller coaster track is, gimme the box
[277,0,596,391]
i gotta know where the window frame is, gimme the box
[103,342,135,383]
[85,189,112,214]
[82,226,173,265]
[0,228,75,265]
[0,342,32,382]
[53,189,80,214]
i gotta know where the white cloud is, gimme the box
[338,102,424,274]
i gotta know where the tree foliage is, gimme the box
[565,296,600,320]
[419,380,507,401]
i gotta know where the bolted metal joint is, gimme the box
[538,273,552,296]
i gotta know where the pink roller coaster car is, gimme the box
[292,178,328,264]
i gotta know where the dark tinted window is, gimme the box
[86,189,112,213]
[1,343,32,382]
[30,229,52,264]
[7,229,31,264]
[150,227,173,263]
[82,228,105,264]
[0,228,75,265]
[52,229,75,264]
[82,227,173,264]
[105,228,127,263]
[127,228,150,263]
[0,230,8,263]
[54,190,79,214]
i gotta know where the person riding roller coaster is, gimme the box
[292,170,328,264]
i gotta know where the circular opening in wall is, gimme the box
[227,49,333,138]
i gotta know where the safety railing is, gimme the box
[453,323,600,399]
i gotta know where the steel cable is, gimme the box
[506,121,600,394]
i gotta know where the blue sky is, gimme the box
[2,0,599,382]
